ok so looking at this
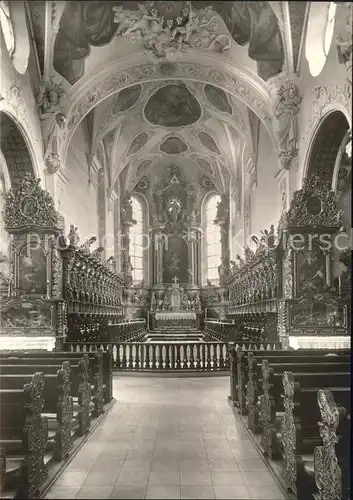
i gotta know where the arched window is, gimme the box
[130,196,144,283]
[305,2,337,77]
[205,194,222,284]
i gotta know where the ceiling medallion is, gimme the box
[112,1,231,62]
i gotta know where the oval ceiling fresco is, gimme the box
[198,132,220,155]
[127,132,149,156]
[160,136,188,154]
[204,84,232,114]
[136,159,153,178]
[112,84,142,114]
[144,83,202,127]
[196,157,214,176]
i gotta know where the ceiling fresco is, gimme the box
[112,84,143,114]
[196,157,214,176]
[159,136,189,155]
[144,83,202,128]
[53,1,284,85]
[126,132,149,156]
[204,84,232,114]
[198,131,220,155]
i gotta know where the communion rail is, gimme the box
[64,339,281,372]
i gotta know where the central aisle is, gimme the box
[45,376,286,500]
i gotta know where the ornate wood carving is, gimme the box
[20,372,48,498]
[314,389,346,500]
[259,359,278,458]
[54,361,73,461]
[281,371,301,496]
[77,355,92,436]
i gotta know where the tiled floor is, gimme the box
[45,376,286,499]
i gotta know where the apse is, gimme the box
[144,83,202,127]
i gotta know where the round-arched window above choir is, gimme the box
[324,3,337,56]
[305,2,337,78]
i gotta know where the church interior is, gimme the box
[0,1,351,499]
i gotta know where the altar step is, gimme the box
[145,330,204,343]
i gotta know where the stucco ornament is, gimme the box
[272,80,302,170]
[112,1,231,62]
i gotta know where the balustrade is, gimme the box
[65,341,229,371]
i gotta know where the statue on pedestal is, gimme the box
[67,225,80,247]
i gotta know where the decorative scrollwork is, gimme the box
[55,361,73,460]
[4,175,62,231]
[281,371,298,495]
[313,389,345,500]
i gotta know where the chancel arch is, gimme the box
[305,110,350,186]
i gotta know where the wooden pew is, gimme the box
[232,348,349,415]
[0,349,112,407]
[0,362,73,462]
[281,374,350,499]
[0,355,92,438]
[0,373,48,498]
[246,352,350,433]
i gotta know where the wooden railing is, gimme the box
[102,319,146,342]
[65,341,229,371]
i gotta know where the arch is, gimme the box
[304,111,349,186]
[59,54,275,165]
[0,111,37,184]
[300,108,351,187]
[332,129,352,193]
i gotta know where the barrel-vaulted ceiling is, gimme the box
[90,80,258,193]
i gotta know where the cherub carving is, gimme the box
[67,225,80,247]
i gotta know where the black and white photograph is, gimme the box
[0,1,351,499]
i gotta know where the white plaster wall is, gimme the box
[60,123,99,240]
[250,123,279,236]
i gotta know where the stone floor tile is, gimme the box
[208,457,239,471]
[76,485,114,499]
[241,471,278,487]
[45,486,81,499]
[180,485,215,499]
[84,469,121,486]
[115,469,151,486]
[110,486,147,499]
[149,469,180,485]
[247,484,286,499]
[210,470,245,486]
[236,458,268,471]
[54,471,89,487]
[146,485,181,499]
[214,485,251,499]
[180,470,212,486]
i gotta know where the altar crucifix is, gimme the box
[172,276,179,284]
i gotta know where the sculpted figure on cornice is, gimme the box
[336,3,352,85]
[36,77,65,116]
[53,1,282,85]
[121,196,136,224]
[67,225,80,247]
[44,112,67,174]
[273,80,302,170]
[214,196,229,224]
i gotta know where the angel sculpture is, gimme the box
[67,225,80,247]
[92,246,105,262]
[80,236,97,254]
[36,77,65,116]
